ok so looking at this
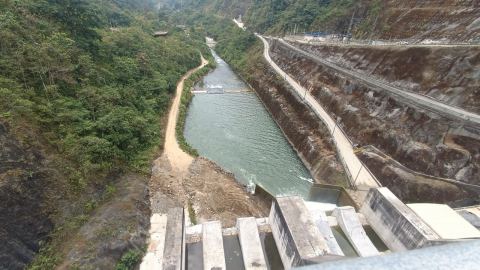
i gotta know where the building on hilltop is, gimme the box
[153,31,168,37]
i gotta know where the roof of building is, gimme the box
[407,203,480,239]
[153,31,168,36]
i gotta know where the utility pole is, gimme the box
[294,23,297,36]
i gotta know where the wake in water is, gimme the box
[299,176,314,184]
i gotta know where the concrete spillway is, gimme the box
[309,209,344,256]
[141,187,479,269]
[269,196,337,267]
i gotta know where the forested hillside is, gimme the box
[172,0,360,34]
[171,0,480,41]
[0,0,211,269]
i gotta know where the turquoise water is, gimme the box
[184,50,312,198]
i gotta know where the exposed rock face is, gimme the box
[268,40,480,189]
[292,42,480,113]
[358,151,476,206]
[0,122,55,270]
[367,0,480,42]
[61,174,151,269]
[0,121,151,269]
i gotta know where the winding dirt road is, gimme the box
[164,55,208,172]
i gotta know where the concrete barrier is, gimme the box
[360,188,440,252]
[332,207,380,257]
[269,196,333,268]
[309,209,344,256]
[163,207,186,270]
[236,217,268,269]
[202,221,226,269]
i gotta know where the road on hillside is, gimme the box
[258,35,380,189]
[278,39,480,127]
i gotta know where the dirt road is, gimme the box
[164,56,208,172]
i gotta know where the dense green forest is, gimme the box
[171,10,259,76]
[0,0,213,269]
[1,0,210,174]
[171,0,362,35]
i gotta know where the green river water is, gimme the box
[184,50,312,198]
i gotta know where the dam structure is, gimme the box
[140,184,480,269]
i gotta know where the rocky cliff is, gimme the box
[292,42,480,113]
[267,40,478,204]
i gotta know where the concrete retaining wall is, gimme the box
[269,196,331,268]
[360,188,440,252]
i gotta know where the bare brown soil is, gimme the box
[149,155,270,228]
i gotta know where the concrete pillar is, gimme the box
[360,187,440,252]
[236,217,268,270]
[309,209,344,256]
[140,213,168,270]
[269,196,332,268]
[332,206,379,257]
[202,221,226,270]
[163,207,186,270]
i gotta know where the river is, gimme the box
[184,50,312,198]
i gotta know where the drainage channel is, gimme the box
[331,226,358,257]
[223,235,245,269]
[260,232,284,270]
[331,225,390,257]
[186,242,203,270]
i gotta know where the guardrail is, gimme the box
[277,39,480,128]
[283,35,479,47]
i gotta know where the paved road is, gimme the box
[258,35,380,188]
[278,39,480,127]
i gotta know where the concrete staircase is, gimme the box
[140,195,387,270]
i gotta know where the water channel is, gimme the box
[184,49,312,198]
